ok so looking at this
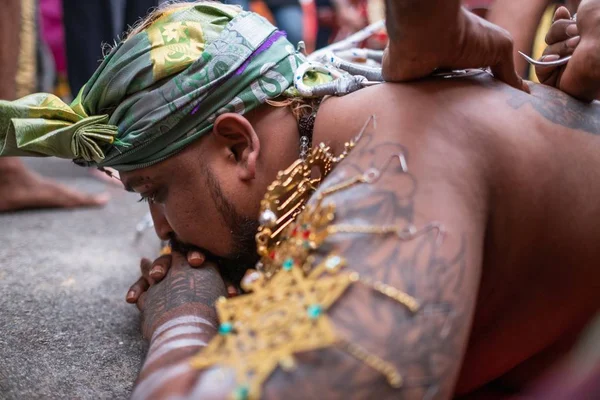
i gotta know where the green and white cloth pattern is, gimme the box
[0,3,330,171]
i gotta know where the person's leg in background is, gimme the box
[62,0,116,95]
[0,0,108,211]
[0,0,20,101]
[315,0,334,49]
[0,0,27,212]
[269,2,304,46]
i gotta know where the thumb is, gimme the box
[535,55,561,86]
[487,31,529,92]
[461,13,529,92]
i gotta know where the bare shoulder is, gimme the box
[504,81,600,135]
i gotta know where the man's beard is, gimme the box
[203,163,260,285]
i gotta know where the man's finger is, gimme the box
[535,55,561,86]
[552,6,572,24]
[126,276,150,304]
[137,292,146,312]
[187,250,205,267]
[149,254,172,283]
[140,257,152,272]
[491,60,529,92]
[543,37,578,59]
[546,19,578,46]
[224,278,239,297]
[488,31,528,92]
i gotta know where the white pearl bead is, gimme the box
[259,209,277,227]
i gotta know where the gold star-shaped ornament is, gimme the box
[190,259,354,400]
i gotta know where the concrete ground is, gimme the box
[0,159,159,399]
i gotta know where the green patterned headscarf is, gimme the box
[0,3,320,171]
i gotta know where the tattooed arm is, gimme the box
[382,0,527,91]
[132,252,227,400]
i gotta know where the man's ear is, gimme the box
[212,113,260,180]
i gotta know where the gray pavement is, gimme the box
[0,159,159,400]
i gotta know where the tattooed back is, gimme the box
[305,74,600,397]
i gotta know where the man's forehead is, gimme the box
[120,145,195,191]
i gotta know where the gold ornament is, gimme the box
[255,117,373,260]
[257,150,442,279]
[190,264,354,400]
[190,252,418,399]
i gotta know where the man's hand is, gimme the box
[131,255,226,399]
[125,250,206,304]
[135,252,227,339]
[382,2,528,92]
[535,7,580,92]
[536,2,600,102]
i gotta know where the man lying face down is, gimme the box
[3,0,600,398]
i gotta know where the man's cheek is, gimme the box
[166,199,207,245]
[164,200,195,240]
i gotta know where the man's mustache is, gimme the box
[166,233,256,286]
[167,233,197,255]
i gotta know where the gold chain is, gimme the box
[340,339,404,388]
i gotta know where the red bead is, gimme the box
[292,227,298,236]
[269,251,276,259]
[303,231,311,239]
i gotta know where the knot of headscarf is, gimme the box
[0,3,328,171]
[0,93,119,163]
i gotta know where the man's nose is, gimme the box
[149,203,173,241]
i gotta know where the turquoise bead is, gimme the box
[283,257,294,271]
[307,304,323,320]
[218,322,233,335]
[233,385,249,400]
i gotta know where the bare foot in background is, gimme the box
[0,158,109,212]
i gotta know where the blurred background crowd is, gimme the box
[4,0,583,106]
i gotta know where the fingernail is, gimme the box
[150,265,164,279]
[566,23,579,37]
[567,35,580,48]
[189,251,204,263]
[553,6,569,22]
[542,54,560,61]
[126,290,136,301]
[227,285,239,297]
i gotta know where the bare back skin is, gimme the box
[308,72,600,397]
[132,73,600,400]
